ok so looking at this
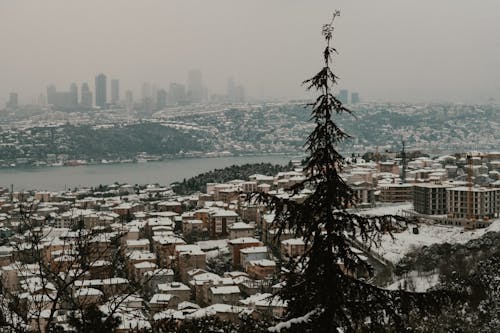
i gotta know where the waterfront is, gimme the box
[0,155,294,191]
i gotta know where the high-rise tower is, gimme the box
[70,83,78,107]
[81,83,93,108]
[187,69,203,103]
[95,73,107,108]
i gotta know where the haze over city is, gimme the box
[1,0,500,106]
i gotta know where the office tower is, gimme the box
[111,79,119,105]
[234,85,245,103]
[141,82,151,100]
[351,92,360,104]
[227,77,245,103]
[47,85,56,105]
[95,73,107,108]
[81,83,93,107]
[140,82,154,113]
[125,90,133,108]
[156,89,167,110]
[168,83,186,106]
[6,93,18,109]
[187,69,203,103]
[37,93,46,106]
[70,83,78,107]
[46,85,76,109]
[338,89,349,104]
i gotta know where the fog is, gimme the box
[1,0,500,105]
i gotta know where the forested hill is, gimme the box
[1,123,212,162]
[171,162,293,195]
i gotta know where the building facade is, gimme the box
[95,73,107,108]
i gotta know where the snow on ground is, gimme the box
[354,203,413,216]
[357,203,500,264]
[385,271,440,292]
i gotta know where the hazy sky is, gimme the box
[1,0,500,106]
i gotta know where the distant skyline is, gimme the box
[1,0,500,106]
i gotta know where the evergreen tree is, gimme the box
[255,11,453,332]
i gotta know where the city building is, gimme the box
[46,85,56,105]
[6,92,18,109]
[338,89,348,104]
[227,77,245,103]
[70,83,78,106]
[446,186,500,220]
[413,184,454,215]
[351,92,360,104]
[156,89,167,110]
[378,183,414,202]
[80,83,93,108]
[168,83,186,106]
[187,69,203,103]
[125,90,133,106]
[46,84,78,109]
[95,73,107,108]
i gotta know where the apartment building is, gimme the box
[446,186,500,220]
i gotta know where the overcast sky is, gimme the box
[1,0,500,106]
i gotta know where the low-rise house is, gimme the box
[228,222,255,239]
[124,239,150,253]
[157,282,191,303]
[133,261,157,282]
[246,259,276,280]
[149,293,180,313]
[152,236,186,267]
[208,285,240,305]
[182,219,205,239]
[240,246,268,269]
[74,287,104,308]
[228,237,262,269]
[281,238,306,258]
[208,209,239,237]
[175,245,206,283]
[145,268,175,294]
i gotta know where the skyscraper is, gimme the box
[6,92,18,109]
[81,83,93,108]
[70,83,78,107]
[351,92,360,104]
[47,85,56,105]
[338,89,349,104]
[95,73,107,108]
[125,90,133,110]
[156,89,167,110]
[111,79,119,105]
[187,69,203,103]
[227,77,245,103]
[168,83,186,106]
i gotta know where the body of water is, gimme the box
[0,155,294,192]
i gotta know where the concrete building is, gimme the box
[95,73,107,108]
[228,237,262,269]
[378,183,414,202]
[6,92,18,109]
[168,83,186,106]
[81,83,93,107]
[156,88,167,110]
[446,186,500,220]
[187,69,203,103]
[413,184,454,215]
[338,89,348,104]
